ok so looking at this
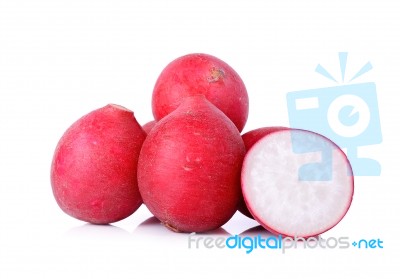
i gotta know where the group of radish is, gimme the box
[51,53,354,238]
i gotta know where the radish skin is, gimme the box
[142,120,156,134]
[51,104,146,224]
[152,53,249,132]
[139,95,245,233]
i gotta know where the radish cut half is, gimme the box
[241,129,354,238]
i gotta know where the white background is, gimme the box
[1,0,399,278]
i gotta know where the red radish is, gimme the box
[142,120,156,134]
[51,104,146,224]
[152,53,249,132]
[239,126,288,218]
[241,129,354,238]
[138,95,245,233]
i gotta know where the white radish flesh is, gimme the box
[241,129,354,238]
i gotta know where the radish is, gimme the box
[239,127,288,218]
[138,95,245,233]
[241,129,354,238]
[151,53,249,132]
[142,120,156,134]
[51,104,146,224]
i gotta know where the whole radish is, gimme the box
[51,104,146,224]
[241,128,354,238]
[138,95,245,233]
[152,53,249,132]
[239,126,288,218]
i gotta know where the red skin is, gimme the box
[239,127,289,219]
[138,95,245,233]
[142,120,156,134]
[152,53,249,132]
[51,104,146,224]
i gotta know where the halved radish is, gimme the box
[239,126,288,219]
[241,129,354,238]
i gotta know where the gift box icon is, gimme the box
[286,53,382,177]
